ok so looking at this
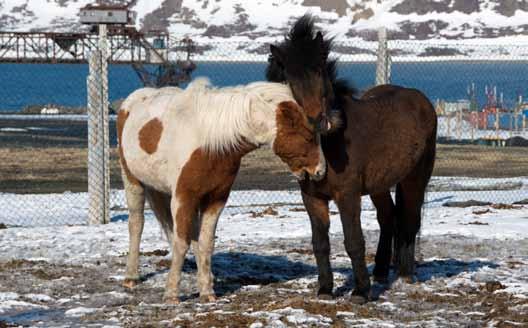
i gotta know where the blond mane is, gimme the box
[184,78,295,154]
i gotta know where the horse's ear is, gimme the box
[315,31,328,61]
[315,31,323,43]
[278,101,302,128]
[270,44,285,66]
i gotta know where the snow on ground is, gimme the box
[1,197,528,263]
[0,184,527,326]
[2,176,528,227]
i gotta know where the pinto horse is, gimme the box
[267,16,437,303]
[117,78,326,303]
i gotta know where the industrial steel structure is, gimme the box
[0,3,196,87]
[0,29,174,64]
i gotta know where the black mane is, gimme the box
[325,59,359,107]
[266,14,332,80]
[266,14,358,108]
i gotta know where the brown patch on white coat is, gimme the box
[138,118,163,154]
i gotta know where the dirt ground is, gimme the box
[2,117,528,194]
[2,144,528,194]
[3,116,528,194]
[0,227,527,327]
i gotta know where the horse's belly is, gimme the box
[363,140,425,193]
[127,152,172,193]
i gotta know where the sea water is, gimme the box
[1,61,528,112]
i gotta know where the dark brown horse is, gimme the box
[267,15,437,303]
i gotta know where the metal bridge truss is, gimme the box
[0,29,170,64]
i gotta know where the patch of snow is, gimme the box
[280,307,332,325]
[241,285,262,291]
[23,294,54,303]
[0,292,19,301]
[0,300,47,314]
[379,301,398,311]
[64,306,98,317]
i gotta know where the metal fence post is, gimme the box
[87,24,110,225]
[375,27,391,86]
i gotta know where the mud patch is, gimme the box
[141,249,169,257]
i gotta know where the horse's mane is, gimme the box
[185,78,294,154]
[266,14,333,81]
[325,59,359,106]
[266,14,358,110]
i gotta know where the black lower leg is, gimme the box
[395,234,416,278]
[373,230,392,283]
[313,237,333,296]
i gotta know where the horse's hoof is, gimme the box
[397,275,416,284]
[350,287,371,304]
[317,293,334,301]
[349,295,368,305]
[373,275,389,285]
[200,294,217,303]
[122,278,140,289]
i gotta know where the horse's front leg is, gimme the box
[192,195,228,302]
[301,191,333,298]
[122,173,145,288]
[370,191,395,284]
[336,191,371,304]
[164,195,196,304]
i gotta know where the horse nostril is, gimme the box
[312,169,325,181]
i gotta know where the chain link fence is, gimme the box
[2,38,528,227]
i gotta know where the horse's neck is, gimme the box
[243,100,277,148]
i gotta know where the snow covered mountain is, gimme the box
[1,0,527,41]
[1,0,528,60]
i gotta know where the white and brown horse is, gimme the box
[117,78,326,303]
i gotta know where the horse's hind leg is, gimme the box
[192,192,229,302]
[394,135,435,280]
[122,171,145,288]
[163,195,198,304]
[370,191,395,283]
[301,191,332,298]
[394,181,422,280]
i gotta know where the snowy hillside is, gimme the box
[1,1,528,60]
[1,0,528,42]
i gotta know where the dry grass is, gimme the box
[0,147,122,193]
[1,144,527,194]
[434,144,528,178]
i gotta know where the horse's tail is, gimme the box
[145,190,174,247]
[416,97,437,262]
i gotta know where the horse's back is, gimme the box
[118,87,200,194]
[343,86,436,193]
[360,84,436,136]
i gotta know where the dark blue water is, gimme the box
[1,61,528,112]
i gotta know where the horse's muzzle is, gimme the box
[310,167,326,181]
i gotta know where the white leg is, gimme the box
[164,196,195,303]
[193,200,225,301]
[123,170,145,288]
